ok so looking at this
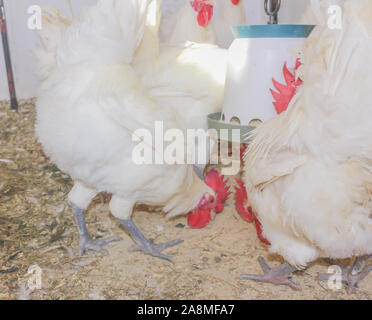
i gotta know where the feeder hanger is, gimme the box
[265,0,281,24]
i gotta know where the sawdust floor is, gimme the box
[0,100,371,300]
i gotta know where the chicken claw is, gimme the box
[317,256,372,294]
[79,235,121,256]
[239,256,300,290]
[119,219,183,262]
[130,239,183,262]
[71,202,120,256]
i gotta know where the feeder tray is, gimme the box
[208,112,255,143]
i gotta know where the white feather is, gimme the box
[35,0,216,221]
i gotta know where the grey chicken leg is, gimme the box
[317,256,372,294]
[71,202,120,255]
[240,256,300,290]
[118,219,183,262]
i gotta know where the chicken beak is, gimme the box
[210,209,216,220]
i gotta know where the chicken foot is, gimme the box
[71,202,120,255]
[239,256,300,290]
[317,256,372,294]
[351,254,372,275]
[118,219,183,262]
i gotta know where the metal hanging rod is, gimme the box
[264,0,281,25]
[0,0,18,110]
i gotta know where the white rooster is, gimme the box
[35,0,230,260]
[159,0,246,48]
[238,0,372,292]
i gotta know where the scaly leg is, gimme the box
[351,254,372,275]
[240,256,300,290]
[118,219,183,262]
[317,256,372,294]
[71,202,120,255]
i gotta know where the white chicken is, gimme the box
[133,0,229,179]
[238,0,372,292]
[35,0,229,260]
[159,0,246,48]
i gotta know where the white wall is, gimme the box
[0,0,310,100]
[0,0,93,100]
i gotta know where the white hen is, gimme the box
[35,0,228,260]
[159,0,245,48]
[239,0,372,292]
[133,0,229,178]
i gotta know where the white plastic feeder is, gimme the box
[208,24,314,142]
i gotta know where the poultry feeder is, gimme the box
[208,0,314,142]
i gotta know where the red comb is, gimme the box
[271,59,303,115]
[235,178,271,245]
[234,178,253,222]
[190,0,214,27]
[253,215,271,245]
[231,0,240,5]
[205,169,231,213]
[187,169,231,229]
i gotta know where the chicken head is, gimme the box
[190,0,215,26]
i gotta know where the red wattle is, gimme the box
[188,209,211,229]
[231,0,240,5]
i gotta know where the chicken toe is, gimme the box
[71,202,120,255]
[239,256,300,290]
[119,219,183,262]
[317,257,372,294]
[351,254,372,276]
[79,235,121,255]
